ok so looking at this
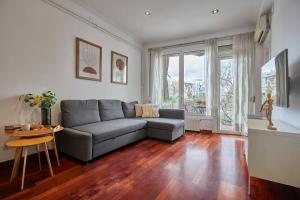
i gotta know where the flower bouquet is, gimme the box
[21,91,57,125]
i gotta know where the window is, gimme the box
[183,52,206,114]
[158,41,236,131]
[161,45,207,115]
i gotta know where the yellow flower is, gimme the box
[32,96,42,105]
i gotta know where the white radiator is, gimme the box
[185,113,213,132]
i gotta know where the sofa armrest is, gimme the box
[159,109,185,120]
[56,128,93,162]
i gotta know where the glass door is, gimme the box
[161,45,207,115]
[183,52,206,114]
[219,58,234,132]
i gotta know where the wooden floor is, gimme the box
[0,132,299,200]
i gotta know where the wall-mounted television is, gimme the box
[261,49,289,107]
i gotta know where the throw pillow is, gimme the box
[135,104,143,117]
[142,104,159,118]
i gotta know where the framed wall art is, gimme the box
[76,37,102,81]
[111,51,128,85]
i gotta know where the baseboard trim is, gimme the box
[185,130,213,134]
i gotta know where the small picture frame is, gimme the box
[76,37,102,81]
[111,51,128,85]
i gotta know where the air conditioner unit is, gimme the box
[254,15,269,44]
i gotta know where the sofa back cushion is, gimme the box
[122,101,138,118]
[61,100,101,128]
[98,100,125,121]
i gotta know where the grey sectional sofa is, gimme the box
[57,99,185,162]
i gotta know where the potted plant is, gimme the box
[21,91,57,125]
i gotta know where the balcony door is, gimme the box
[162,48,206,115]
[219,58,234,132]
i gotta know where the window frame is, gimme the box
[161,44,207,114]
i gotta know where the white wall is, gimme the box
[271,0,300,129]
[0,0,142,162]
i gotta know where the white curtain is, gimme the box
[149,49,163,105]
[205,39,218,116]
[233,32,255,135]
[162,56,169,100]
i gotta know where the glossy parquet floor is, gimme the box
[0,132,299,200]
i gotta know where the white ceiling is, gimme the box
[72,0,265,45]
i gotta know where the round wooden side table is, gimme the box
[5,125,64,166]
[6,136,54,190]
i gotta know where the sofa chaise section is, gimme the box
[146,109,185,142]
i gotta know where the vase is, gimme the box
[41,108,51,126]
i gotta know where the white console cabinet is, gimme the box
[248,119,300,188]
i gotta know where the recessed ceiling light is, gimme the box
[145,11,151,16]
[212,9,219,14]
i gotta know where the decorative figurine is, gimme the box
[260,93,277,130]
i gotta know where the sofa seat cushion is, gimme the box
[145,118,184,131]
[72,119,147,143]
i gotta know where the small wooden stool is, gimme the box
[6,136,54,190]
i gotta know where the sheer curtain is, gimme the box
[205,40,218,112]
[205,39,218,132]
[162,56,169,101]
[233,32,255,135]
[149,49,163,105]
